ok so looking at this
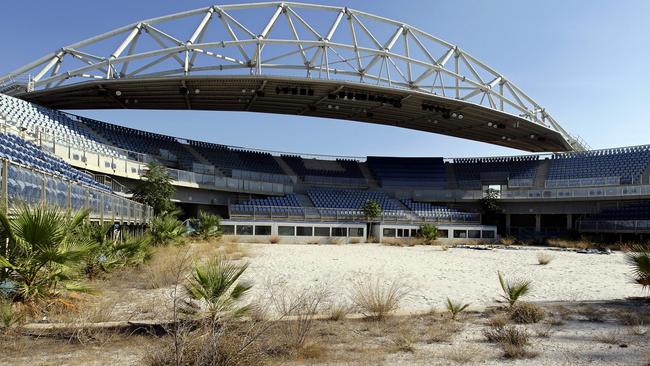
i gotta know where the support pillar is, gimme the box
[535,214,541,233]
[566,214,573,230]
[505,214,511,236]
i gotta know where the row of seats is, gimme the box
[0,132,110,191]
[281,155,364,179]
[0,94,124,158]
[452,156,540,182]
[81,118,197,169]
[366,157,447,188]
[401,199,478,221]
[548,146,650,184]
[190,141,285,176]
[307,188,404,211]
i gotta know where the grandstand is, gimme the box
[2,2,650,241]
[4,90,650,239]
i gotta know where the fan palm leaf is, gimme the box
[626,245,650,289]
[185,256,252,317]
[498,271,531,307]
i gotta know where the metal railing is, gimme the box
[0,120,294,196]
[545,176,622,188]
[579,220,650,233]
[0,158,153,224]
[229,205,480,224]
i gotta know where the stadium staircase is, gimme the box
[295,193,315,207]
[533,159,550,187]
[640,161,650,185]
[182,143,218,170]
[273,156,299,183]
[445,163,458,189]
[358,162,380,188]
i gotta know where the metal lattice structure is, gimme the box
[0,2,586,152]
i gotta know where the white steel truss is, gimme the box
[0,2,585,150]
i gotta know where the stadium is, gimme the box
[0,2,647,244]
[2,3,650,364]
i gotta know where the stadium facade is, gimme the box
[0,3,647,242]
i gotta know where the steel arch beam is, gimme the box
[0,2,586,152]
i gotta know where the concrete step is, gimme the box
[358,162,379,188]
[273,155,299,183]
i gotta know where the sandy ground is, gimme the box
[244,244,643,312]
[5,243,649,366]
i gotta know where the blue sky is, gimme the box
[2,0,649,158]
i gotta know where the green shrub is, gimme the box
[626,244,650,290]
[498,271,531,307]
[194,211,222,240]
[0,205,96,301]
[446,298,470,320]
[184,256,252,319]
[149,213,186,246]
[419,224,438,244]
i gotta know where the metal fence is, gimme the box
[0,158,153,224]
[579,220,650,233]
[229,205,480,224]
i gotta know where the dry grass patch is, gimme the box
[577,305,606,322]
[425,319,463,343]
[443,345,487,364]
[593,329,624,344]
[268,235,280,244]
[349,237,362,244]
[141,246,191,289]
[390,327,415,353]
[483,323,536,359]
[509,302,545,324]
[326,300,352,321]
[349,275,410,320]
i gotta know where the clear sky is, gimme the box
[1,0,649,158]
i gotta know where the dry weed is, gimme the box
[426,319,463,343]
[443,345,486,364]
[268,235,281,244]
[348,275,410,320]
[141,246,191,289]
[593,330,624,344]
[510,302,545,324]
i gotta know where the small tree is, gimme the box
[419,223,438,244]
[194,211,222,241]
[480,188,500,215]
[132,162,176,215]
[362,199,383,239]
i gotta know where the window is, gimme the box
[438,229,448,238]
[255,225,272,235]
[314,227,330,236]
[221,225,235,235]
[236,225,253,235]
[349,228,364,237]
[468,230,481,239]
[411,229,419,237]
[453,230,467,238]
[331,227,347,237]
[296,226,313,236]
[383,228,396,237]
[278,226,295,236]
[482,230,496,239]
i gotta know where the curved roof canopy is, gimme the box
[0,2,586,152]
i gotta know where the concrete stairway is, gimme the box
[273,156,299,183]
[358,162,380,188]
[445,162,458,189]
[534,159,550,187]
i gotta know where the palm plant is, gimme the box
[149,212,186,246]
[497,271,531,307]
[0,205,96,302]
[184,256,252,319]
[194,211,222,240]
[446,298,470,320]
[626,245,650,290]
